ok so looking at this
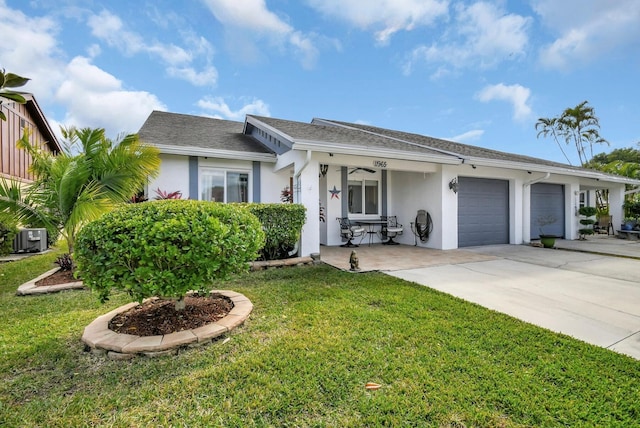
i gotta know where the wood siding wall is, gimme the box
[0,101,54,182]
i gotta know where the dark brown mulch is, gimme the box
[109,294,234,336]
[35,269,79,286]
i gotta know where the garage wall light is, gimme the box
[449,178,458,194]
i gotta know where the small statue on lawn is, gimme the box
[349,250,360,272]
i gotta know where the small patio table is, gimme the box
[356,219,388,246]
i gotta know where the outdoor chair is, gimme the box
[381,215,403,245]
[337,217,365,247]
[594,214,613,235]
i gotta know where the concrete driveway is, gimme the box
[388,244,640,360]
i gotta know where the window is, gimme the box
[201,170,249,202]
[579,191,586,208]
[348,179,378,215]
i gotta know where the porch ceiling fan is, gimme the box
[348,167,376,174]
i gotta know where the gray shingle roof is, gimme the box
[248,115,455,159]
[318,119,583,170]
[138,111,273,154]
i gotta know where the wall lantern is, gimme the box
[449,177,459,194]
[319,164,329,177]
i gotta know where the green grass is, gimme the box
[1,252,639,427]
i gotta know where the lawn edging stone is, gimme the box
[249,256,316,271]
[82,290,253,359]
[16,267,84,296]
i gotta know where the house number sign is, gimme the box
[373,160,387,168]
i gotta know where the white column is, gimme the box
[440,165,458,250]
[609,184,625,230]
[295,156,320,256]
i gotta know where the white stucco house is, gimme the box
[138,110,640,257]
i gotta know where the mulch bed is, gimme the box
[35,269,78,286]
[109,295,234,336]
[33,269,234,336]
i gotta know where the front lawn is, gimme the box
[1,250,639,427]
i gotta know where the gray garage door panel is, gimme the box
[458,177,509,247]
[530,183,565,239]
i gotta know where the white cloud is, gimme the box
[451,129,484,142]
[202,0,320,69]
[56,56,166,136]
[87,10,217,86]
[197,96,270,121]
[0,2,168,139]
[476,83,532,121]
[203,0,292,35]
[306,0,449,44]
[167,66,218,86]
[533,0,640,69]
[404,2,530,76]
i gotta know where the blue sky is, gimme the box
[1,0,638,165]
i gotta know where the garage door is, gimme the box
[530,183,564,239]
[458,177,509,247]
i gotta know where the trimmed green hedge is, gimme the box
[75,200,265,304]
[241,203,306,260]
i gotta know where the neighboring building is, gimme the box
[139,110,640,257]
[0,93,60,183]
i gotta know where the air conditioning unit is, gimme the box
[12,228,48,253]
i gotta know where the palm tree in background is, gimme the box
[0,127,160,255]
[535,100,608,166]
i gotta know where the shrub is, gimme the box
[54,253,74,271]
[624,200,640,220]
[75,200,265,307]
[242,203,306,260]
[0,213,18,256]
[578,206,598,239]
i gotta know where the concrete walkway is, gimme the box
[388,242,640,360]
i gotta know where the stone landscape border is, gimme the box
[82,290,252,359]
[249,255,316,270]
[16,268,84,296]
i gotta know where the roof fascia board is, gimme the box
[291,141,462,165]
[466,157,640,185]
[154,144,276,162]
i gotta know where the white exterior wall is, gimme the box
[388,169,443,248]
[147,154,190,199]
[150,148,634,255]
[260,163,290,203]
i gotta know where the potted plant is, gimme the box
[537,214,559,248]
[578,206,598,240]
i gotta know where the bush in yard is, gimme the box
[578,206,598,239]
[75,200,265,309]
[242,203,306,260]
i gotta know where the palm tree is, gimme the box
[535,117,572,164]
[0,127,160,255]
[536,101,608,166]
